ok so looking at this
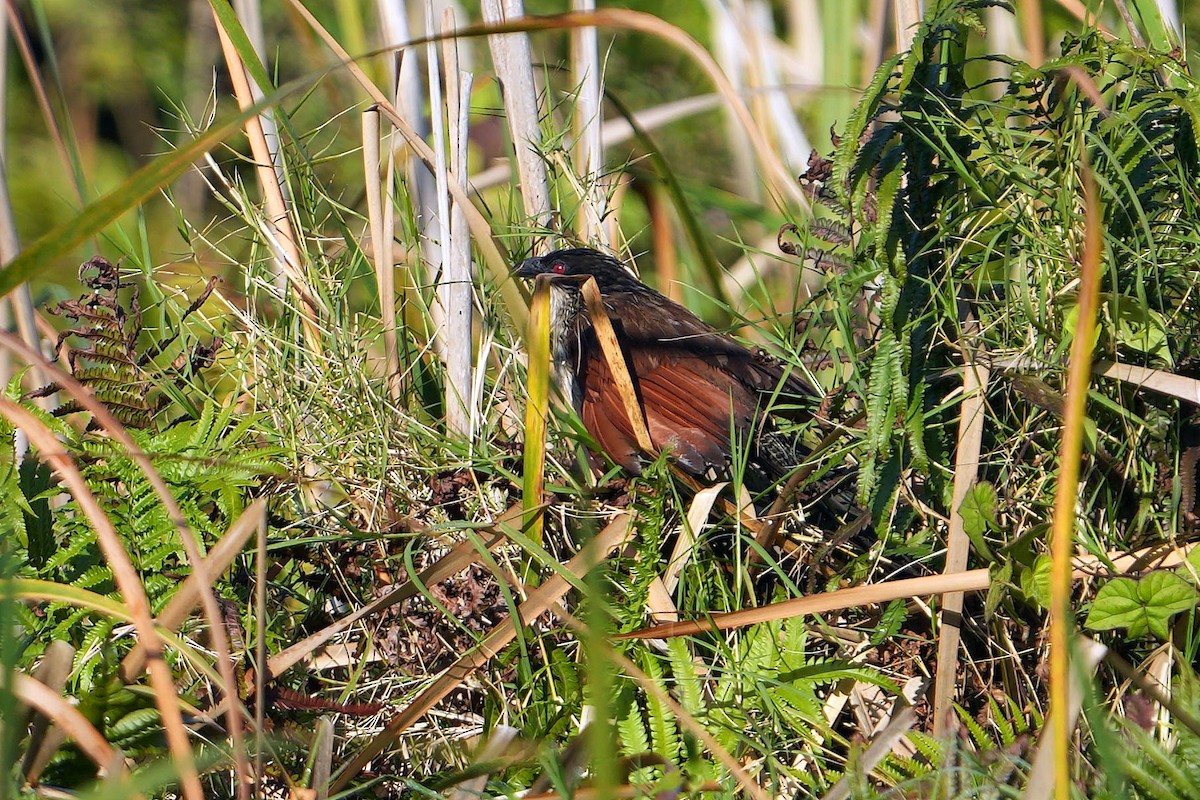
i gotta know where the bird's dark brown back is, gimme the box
[516,247,815,483]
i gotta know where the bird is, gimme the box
[514,247,820,492]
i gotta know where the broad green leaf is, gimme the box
[985,560,1013,620]
[958,481,998,561]
[1085,572,1197,640]
[1108,294,1171,363]
[1020,554,1053,609]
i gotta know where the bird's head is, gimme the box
[513,248,645,294]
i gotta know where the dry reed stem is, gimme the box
[0,398,202,800]
[1018,0,1047,65]
[481,0,554,230]
[436,6,474,436]
[363,107,401,398]
[618,541,1198,640]
[1049,165,1103,799]
[580,276,654,452]
[1025,637,1108,800]
[572,0,606,245]
[13,673,135,789]
[932,329,990,737]
[329,512,636,792]
[213,8,322,350]
[821,704,918,800]
[281,0,522,320]
[894,0,924,52]
[1095,360,1200,405]
[21,641,75,786]
[312,715,334,799]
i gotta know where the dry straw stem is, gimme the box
[213,6,322,350]
[1024,637,1108,800]
[362,106,401,397]
[932,329,990,738]
[617,541,1198,640]
[1018,0,1047,65]
[21,640,75,785]
[572,0,606,244]
[0,398,202,800]
[1096,360,1200,405]
[330,512,636,792]
[311,715,335,800]
[13,673,135,790]
[1049,165,1103,799]
[580,275,654,452]
[0,330,248,793]
[821,704,918,800]
[444,15,477,436]
[432,4,474,436]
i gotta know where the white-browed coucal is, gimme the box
[515,247,818,491]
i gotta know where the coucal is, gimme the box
[515,247,818,491]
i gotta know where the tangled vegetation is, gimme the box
[3,1,1200,798]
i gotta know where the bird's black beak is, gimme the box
[513,258,542,279]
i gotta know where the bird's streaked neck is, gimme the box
[547,283,583,411]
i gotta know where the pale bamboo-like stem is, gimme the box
[746,1,810,171]
[443,11,476,436]
[232,0,291,262]
[1025,638,1108,800]
[379,0,437,292]
[931,325,989,737]
[573,0,607,244]
[861,0,889,86]
[894,0,923,52]
[480,0,553,232]
[363,107,401,396]
[282,0,526,332]
[213,9,321,348]
[0,4,45,395]
[423,0,464,434]
[0,398,203,800]
[1018,0,1046,65]
[619,541,1197,640]
[704,0,758,202]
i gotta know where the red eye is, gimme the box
[551,261,566,274]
